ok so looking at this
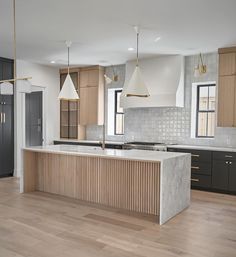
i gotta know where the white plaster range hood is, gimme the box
[121,55,185,108]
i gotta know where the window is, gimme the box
[114,90,124,135]
[196,84,216,138]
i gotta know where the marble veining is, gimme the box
[159,154,191,225]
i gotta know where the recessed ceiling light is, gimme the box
[154,37,161,42]
[128,47,135,51]
[50,60,56,64]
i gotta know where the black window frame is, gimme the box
[114,89,124,135]
[196,84,216,138]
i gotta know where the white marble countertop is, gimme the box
[23,144,189,163]
[54,139,124,145]
[167,144,236,152]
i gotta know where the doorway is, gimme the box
[25,91,43,147]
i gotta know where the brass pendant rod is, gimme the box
[136,31,139,67]
[67,46,70,74]
[13,0,16,80]
[0,77,32,83]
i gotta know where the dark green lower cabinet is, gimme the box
[212,160,229,190]
[168,148,236,195]
[229,161,236,192]
[212,160,236,193]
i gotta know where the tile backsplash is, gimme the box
[86,53,236,147]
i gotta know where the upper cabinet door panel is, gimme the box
[79,87,88,125]
[219,53,236,76]
[79,70,89,88]
[217,76,236,127]
[88,69,99,87]
[87,86,98,125]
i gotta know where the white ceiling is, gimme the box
[1,0,236,67]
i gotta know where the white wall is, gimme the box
[15,60,60,179]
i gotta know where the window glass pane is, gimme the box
[116,91,123,113]
[115,114,124,134]
[197,112,207,137]
[198,87,209,110]
[207,112,215,137]
[208,86,216,110]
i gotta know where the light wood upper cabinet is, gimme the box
[217,76,236,127]
[219,53,236,76]
[218,47,236,127]
[79,66,104,126]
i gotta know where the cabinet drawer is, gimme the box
[191,174,211,188]
[191,162,212,176]
[213,151,236,161]
[168,148,212,163]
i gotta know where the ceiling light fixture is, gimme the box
[128,47,135,51]
[154,36,161,42]
[0,0,32,89]
[50,60,56,64]
[194,53,207,77]
[58,41,79,100]
[123,26,150,97]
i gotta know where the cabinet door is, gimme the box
[229,161,236,192]
[79,70,89,88]
[87,86,98,124]
[79,87,88,125]
[0,104,3,176]
[88,69,99,87]
[217,76,236,127]
[1,98,14,176]
[219,53,236,76]
[212,160,229,190]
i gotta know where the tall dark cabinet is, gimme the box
[0,57,14,177]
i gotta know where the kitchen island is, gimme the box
[22,145,191,225]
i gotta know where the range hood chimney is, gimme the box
[121,55,185,108]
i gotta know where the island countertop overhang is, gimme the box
[23,144,190,163]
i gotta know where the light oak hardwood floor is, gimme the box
[0,177,236,257]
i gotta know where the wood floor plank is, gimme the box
[0,178,236,257]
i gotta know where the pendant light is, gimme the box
[58,41,79,100]
[123,26,150,97]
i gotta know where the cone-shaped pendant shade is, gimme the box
[125,66,150,97]
[58,74,79,100]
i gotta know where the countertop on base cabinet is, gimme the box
[22,145,191,225]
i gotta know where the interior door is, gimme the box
[25,91,43,146]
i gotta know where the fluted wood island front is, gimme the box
[23,145,191,224]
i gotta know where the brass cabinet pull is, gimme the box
[191,154,200,157]
[225,155,233,158]
[3,113,5,123]
[191,178,199,182]
[191,166,200,170]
